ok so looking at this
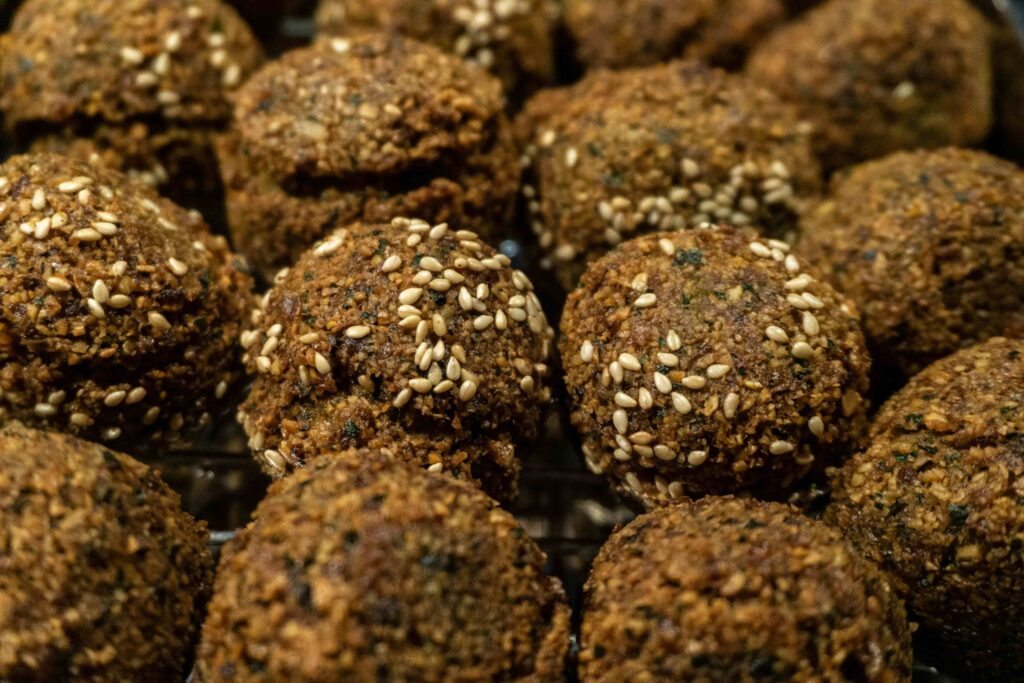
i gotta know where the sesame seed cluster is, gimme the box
[580,497,913,682]
[218,33,520,279]
[515,61,821,290]
[827,336,1024,680]
[0,153,253,448]
[799,147,1024,379]
[237,218,554,502]
[315,0,560,97]
[561,228,870,508]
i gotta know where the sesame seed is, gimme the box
[458,380,478,401]
[653,372,672,394]
[687,450,707,466]
[58,180,83,193]
[104,390,126,407]
[87,298,105,318]
[613,449,631,462]
[770,440,795,455]
[682,158,700,178]
[108,295,131,309]
[749,242,772,258]
[93,222,118,236]
[429,279,451,291]
[314,236,344,257]
[765,326,789,343]
[90,280,109,304]
[256,356,271,372]
[148,311,171,331]
[473,315,494,331]
[419,256,443,273]
[345,325,371,339]
[659,238,675,256]
[785,274,813,291]
[629,431,654,446]
[215,381,228,399]
[802,312,820,336]
[580,340,594,363]
[638,388,653,409]
[168,257,188,276]
[399,288,423,305]
[415,320,429,343]
[144,407,160,424]
[671,393,692,414]
[507,307,527,322]
[111,261,128,276]
[73,228,103,242]
[102,427,122,441]
[262,450,285,471]
[625,473,642,494]
[723,392,740,418]
[618,353,641,372]
[682,375,706,390]
[444,269,464,284]
[792,342,814,359]
[432,340,445,361]
[634,293,657,308]
[33,218,50,239]
[787,294,810,310]
[613,409,628,434]
[120,46,145,64]
[314,352,332,375]
[431,314,447,337]
[446,357,462,380]
[785,255,800,274]
[494,310,508,330]
[70,412,93,426]
[157,90,181,105]
[46,276,72,292]
[666,330,682,351]
[802,293,825,309]
[614,392,637,408]
[520,376,535,392]
[609,361,624,384]
[657,352,678,366]
[260,337,279,356]
[34,403,57,417]
[126,387,147,404]
[808,416,825,438]
[706,364,731,379]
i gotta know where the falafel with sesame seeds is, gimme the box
[798,148,1024,380]
[746,0,992,171]
[237,218,553,502]
[579,497,913,683]
[0,153,253,449]
[0,0,264,212]
[0,424,214,682]
[560,228,870,508]
[827,337,1024,681]
[195,449,570,682]
[314,0,560,102]
[563,0,785,71]
[515,61,820,291]
[218,33,521,280]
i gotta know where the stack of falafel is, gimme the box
[0,0,1021,680]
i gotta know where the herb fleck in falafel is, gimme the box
[218,33,520,279]
[798,148,1024,379]
[827,336,1024,682]
[195,449,570,682]
[0,0,263,210]
[579,496,913,682]
[746,0,992,170]
[0,424,213,681]
[560,228,869,507]
[0,153,253,448]
[516,61,820,290]
[237,218,553,502]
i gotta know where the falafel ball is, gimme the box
[0,0,264,211]
[560,228,869,508]
[798,148,1024,379]
[218,33,520,280]
[992,19,1024,163]
[195,449,570,682]
[237,218,553,502]
[516,60,820,291]
[579,497,913,682]
[746,0,992,171]
[827,337,1024,681]
[564,0,784,71]
[0,424,214,681]
[315,0,560,101]
[0,153,253,448]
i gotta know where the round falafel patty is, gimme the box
[0,0,263,210]
[746,0,992,170]
[314,0,560,100]
[579,497,913,682]
[0,424,213,681]
[564,0,784,70]
[218,33,520,279]
[827,337,1024,681]
[0,153,253,448]
[516,61,820,290]
[195,450,570,682]
[237,218,553,502]
[798,148,1024,379]
[560,228,870,507]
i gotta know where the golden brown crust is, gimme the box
[237,218,553,502]
[746,0,992,170]
[560,228,869,507]
[195,450,570,682]
[515,61,820,291]
[0,423,213,681]
[798,148,1024,379]
[827,337,1024,681]
[0,153,253,448]
[579,497,912,683]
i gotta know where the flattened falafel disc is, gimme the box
[579,497,913,683]
[218,33,520,279]
[828,337,1024,681]
[195,450,570,682]
[516,61,820,290]
[0,424,213,682]
[237,218,553,502]
[747,0,992,170]
[561,228,869,507]
[0,153,253,448]
[799,148,1024,379]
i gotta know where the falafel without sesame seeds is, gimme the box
[315,0,560,101]
[516,60,820,291]
[746,0,992,171]
[560,228,869,508]
[563,0,784,71]
[218,33,521,280]
[195,449,570,682]
[579,497,913,683]
[0,0,263,211]
[237,218,553,502]
[0,424,213,682]
[798,148,1024,379]
[827,337,1024,681]
[0,153,253,448]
